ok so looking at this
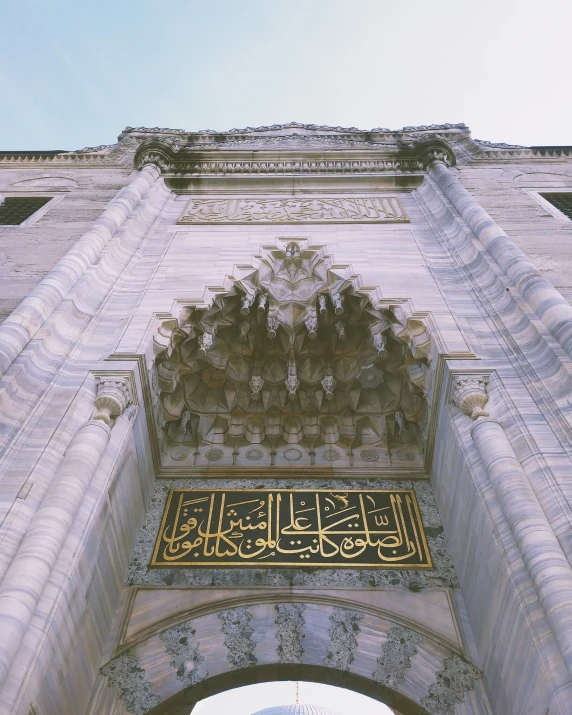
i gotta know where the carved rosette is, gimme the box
[452,375,489,420]
[93,376,133,425]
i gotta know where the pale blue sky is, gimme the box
[1,0,571,150]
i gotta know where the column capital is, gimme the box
[452,374,489,420]
[92,373,134,425]
[405,137,456,169]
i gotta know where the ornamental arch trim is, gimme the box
[99,599,484,715]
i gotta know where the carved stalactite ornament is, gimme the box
[153,240,433,467]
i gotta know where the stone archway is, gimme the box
[97,597,485,715]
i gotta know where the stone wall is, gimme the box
[0,126,571,715]
[0,168,132,321]
[455,163,572,302]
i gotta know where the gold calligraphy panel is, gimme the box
[178,197,408,224]
[151,489,431,568]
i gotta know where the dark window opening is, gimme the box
[541,193,572,220]
[0,196,51,225]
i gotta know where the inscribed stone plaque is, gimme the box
[178,197,408,224]
[151,489,431,568]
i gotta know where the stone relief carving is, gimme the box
[373,625,422,689]
[275,603,306,664]
[420,655,482,715]
[219,607,257,670]
[159,622,207,687]
[176,135,399,150]
[101,652,160,715]
[142,157,428,175]
[178,197,407,224]
[153,239,432,468]
[323,607,363,671]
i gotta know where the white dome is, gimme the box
[250,706,342,715]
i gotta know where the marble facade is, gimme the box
[0,122,571,714]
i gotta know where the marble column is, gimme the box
[0,164,160,377]
[0,375,132,692]
[453,376,572,680]
[427,155,572,361]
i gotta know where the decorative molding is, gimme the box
[2,124,570,169]
[100,652,160,715]
[373,625,422,688]
[324,607,363,671]
[219,607,257,670]
[275,603,306,664]
[159,622,207,687]
[420,655,482,715]
[474,146,572,161]
[122,121,470,138]
[178,197,408,224]
[135,145,427,175]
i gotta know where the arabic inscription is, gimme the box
[178,197,408,224]
[151,489,431,568]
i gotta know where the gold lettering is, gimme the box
[151,488,431,568]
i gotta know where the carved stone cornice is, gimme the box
[121,120,470,140]
[3,123,571,168]
[133,139,428,176]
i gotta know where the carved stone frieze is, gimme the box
[178,197,408,224]
[136,152,427,175]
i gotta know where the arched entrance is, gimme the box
[190,679,395,715]
[155,667,411,714]
[96,597,486,715]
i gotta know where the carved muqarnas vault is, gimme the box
[154,240,432,469]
